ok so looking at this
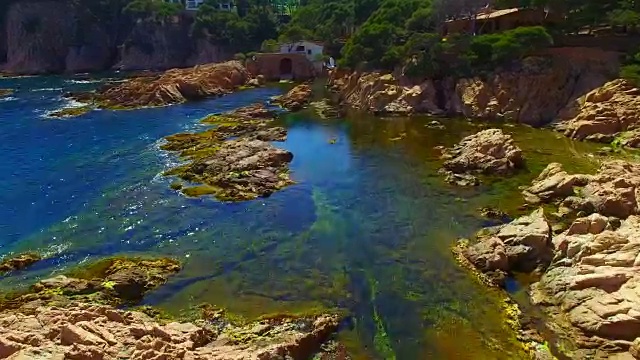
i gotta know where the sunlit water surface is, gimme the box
[0,75,603,359]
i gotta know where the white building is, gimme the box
[185,0,205,10]
[279,40,324,63]
[166,0,235,12]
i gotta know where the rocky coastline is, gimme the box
[456,155,640,359]
[327,47,640,151]
[0,254,345,359]
[68,61,250,111]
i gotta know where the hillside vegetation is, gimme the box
[275,0,640,76]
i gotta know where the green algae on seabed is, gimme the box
[368,275,396,360]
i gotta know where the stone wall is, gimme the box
[246,53,316,81]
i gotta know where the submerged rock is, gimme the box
[162,104,294,201]
[48,106,92,119]
[440,129,524,186]
[0,89,13,97]
[70,61,249,110]
[273,84,312,111]
[0,253,41,275]
[1,257,180,310]
[311,100,344,119]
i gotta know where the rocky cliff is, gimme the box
[0,0,229,75]
[328,47,620,127]
[555,79,640,147]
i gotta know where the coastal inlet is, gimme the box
[0,75,603,358]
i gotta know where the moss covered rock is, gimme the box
[48,105,93,118]
[0,257,181,310]
[162,104,294,201]
[0,252,41,275]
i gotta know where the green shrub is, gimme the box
[233,53,247,61]
[260,39,279,52]
[621,64,640,86]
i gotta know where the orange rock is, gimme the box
[77,61,249,109]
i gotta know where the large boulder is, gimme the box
[162,104,293,201]
[531,215,640,358]
[0,253,41,275]
[273,84,312,111]
[463,208,552,276]
[524,160,640,219]
[555,79,640,147]
[440,129,524,185]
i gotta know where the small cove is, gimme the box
[0,75,607,358]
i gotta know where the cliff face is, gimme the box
[0,0,229,75]
[452,48,619,126]
[4,1,73,74]
[328,48,620,127]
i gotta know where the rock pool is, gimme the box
[0,75,605,359]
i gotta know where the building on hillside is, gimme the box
[279,40,324,72]
[442,7,561,36]
[279,41,323,61]
[247,53,316,81]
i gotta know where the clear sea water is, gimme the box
[0,75,603,359]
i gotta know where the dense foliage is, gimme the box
[621,50,640,85]
[271,0,639,74]
[192,0,278,52]
[124,0,183,19]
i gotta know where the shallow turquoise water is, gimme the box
[0,75,603,359]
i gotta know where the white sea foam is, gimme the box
[65,79,103,84]
[0,96,17,102]
[31,87,63,92]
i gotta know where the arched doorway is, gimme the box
[279,58,293,79]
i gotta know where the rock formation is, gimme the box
[0,255,345,359]
[459,160,640,359]
[440,129,524,186]
[0,253,41,275]
[273,84,312,111]
[162,104,294,201]
[71,61,249,109]
[328,48,619,126]
[328,71,441,116]
[0,257,181,310]
[461,209,552,286]
[523,161,640,219]
[0,89,13,97]
[555,79,640,147]
[0,302,343,360]
[531,213,640,359]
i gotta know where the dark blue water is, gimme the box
[1,74,582,359]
